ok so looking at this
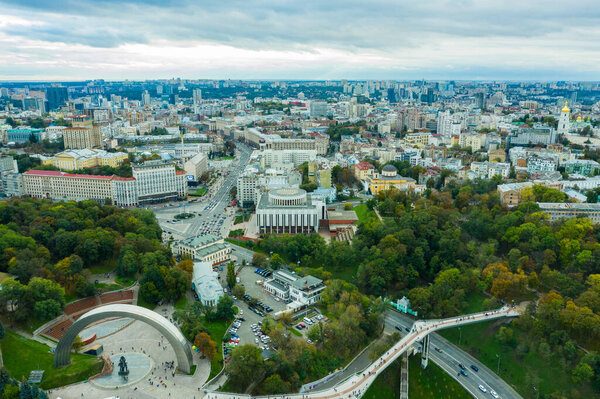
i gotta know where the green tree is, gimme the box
[572,362,594,383]
[270,253,284,269]
[226,345,265,391]
[232,284,245,298]
[252,253,267,267]
[261,374,291,394]
[215,295,235,321]
[226,262,236,289]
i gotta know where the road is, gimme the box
[205,306,520,399]
[154,143,253,240]
[385,311,523,399]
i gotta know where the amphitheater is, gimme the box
[37,289,134,341]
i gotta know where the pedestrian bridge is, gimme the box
[204,305,520,399]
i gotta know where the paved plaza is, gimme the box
[48,317,211,399]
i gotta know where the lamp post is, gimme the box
[458,327,462,346]
[533,386,539,399]
[496,354,500,375]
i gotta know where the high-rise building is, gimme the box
[193,88,202,105]
[310,101,327,118]
[46,86,69,110]
[63,126,103,149]
[475,92,486,109]
[141,90,151,106]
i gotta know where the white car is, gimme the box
[254,338,259,344]
[490,390,499,399]
[478,385,487,393]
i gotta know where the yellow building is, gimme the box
[366,164,416,194]
[318,169,332,189]
[53,149,128,170]
[308,161,318,184]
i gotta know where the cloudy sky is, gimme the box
[1,0,600,81]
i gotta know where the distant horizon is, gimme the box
[1,78,600,84]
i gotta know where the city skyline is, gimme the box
[2,0,600,81]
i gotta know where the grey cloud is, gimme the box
[3,0,600,50]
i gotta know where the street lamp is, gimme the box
[496,353,500,375]
[533,386,539,399]
[458,327,462,346]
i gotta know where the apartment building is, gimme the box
[63,125,103,149]
[183,152,208,181]
[538,203,600,224]
[132,161,188,204]
[23,160,186,207]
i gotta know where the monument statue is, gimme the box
[117,356,129,379]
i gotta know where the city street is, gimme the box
[154,143,253,240]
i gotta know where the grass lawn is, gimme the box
[0,330,104,389]
[136,296,156,310]
[88,259,117,274]
[174,295,189,310]
[363,358,400,399]
[408,355,471,399]
[353,204,377,224]
[225,238,257,251]
[94,282,123,293]
[234,213,251,224]
[216,156,235,160]
[288,327,302,337]
[0,271,10,282]
[204,318,232,381]
[19,317,48,335]
[114,275,136,287]
[190,188,208,197]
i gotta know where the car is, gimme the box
[458,363,466,370]
[470,364,479,372]
[478,385,487,393]
[255,338,259,344]
[307,339,313,344]
[460,369,468,377]
[434,347,442,353]
[295,325,303,330]
[490,390,499,398]
[395,326,402,331]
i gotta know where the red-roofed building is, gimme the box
[23,160,187,207]
[352,162,375,181]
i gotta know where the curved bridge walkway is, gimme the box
[205,305,519,399]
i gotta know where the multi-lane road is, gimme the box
[385,311,522,399]
[154,143,253,240]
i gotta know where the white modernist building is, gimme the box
[264,270,325,307]
[132,161,188,204]
[183,152,208,181]
[192,261,224,307]
[255,187,326,235]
